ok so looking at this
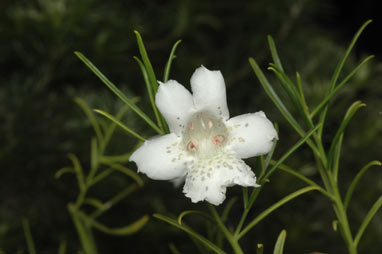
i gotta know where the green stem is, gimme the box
[327,174,357,254]
[234,187,262,236]
[207,205,243,254]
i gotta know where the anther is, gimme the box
[212,135,225,146]
[187,141,198,151]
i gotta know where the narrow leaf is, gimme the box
[58,240,67,254]
[344,160,381,209]
[329,20,372,93]
[103,162,144,186]
[178,210,213,225]
[55,167,75,179]
[133,56,162,130]
[262,124,322,182]
[68,205,97,254]
[74,51,163,134]
[273,229,287,254]
[153,214,227,254]
[221,197,238,222]
[267,35,284,72]
[91,215,149,235]
[328,101,366,176]
[89,168,114,187]
[83,198,104,209]
[68,153,85,191]
[354,196,382,247]
[270,160,333,200]
[238,186,319,239]
[311,56,373,119]
[268,66,310,125]
[94,109,146,142]
[134,31,158,93]
[22,218,36,254]
[249,58,303,135]
[163,40,182,82]
[74,97,103,143]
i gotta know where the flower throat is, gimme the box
[182,111,229,159]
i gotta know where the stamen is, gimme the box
[212,135,225,146]
[187,141,198,151]
[189,122,194,130]
[208,120,213,128]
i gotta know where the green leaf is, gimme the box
[163,40,182,82]
[249,58,303,135]
[295,72,310,115]
[238,186,319,239]
[268,65,310,125]
[153,214,227,254]
[208,205,244,254]
[101,105,133,152]
[134,31,158,93]
[89,168,113,187]
[221,197,238,222]
[261,124,322,182]
[270,160,333,200]
[74,51,163,134]
[315,20,372,137]
[90,184,139,219]
[354,196,382,247]
[83,198,104,209]
[310,55,373,118]
[249,58,319,155]
[178,210,213,225]
[22,218,36,254]
[68,205,97,254]
[133,56,162,130]
[100,152,134,164]
[169,243,181,254]
[328,101,366,177]
[329,20,372,94]
[91,215,149,235]
[267,35,284,72]
[103,162,144,187]
[68,153,85,192]
[87,137,99,183]
[344,160,381,210]
[242,187,249,209]
[57,240,67,254]
[273,229,287,254]
[94,109,146,142]
[55,167,75,179]
[74,97,103,144]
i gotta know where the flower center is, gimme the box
[183,111,228,158]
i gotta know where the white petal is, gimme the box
[190,66,229,120]
[226,112,278,159]
[130,133,189,180]
[156,80,195,135]
[183,152,258,205]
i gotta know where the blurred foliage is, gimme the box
[0,0,380,253]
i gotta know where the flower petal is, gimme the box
[190,66,229,120]
[183,152,258,205]
[156,80,195,135]
[226,111,278,159]
[130,133,189,180]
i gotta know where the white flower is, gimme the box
[130,66,278,205]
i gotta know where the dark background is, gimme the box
[1,0,381,253]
